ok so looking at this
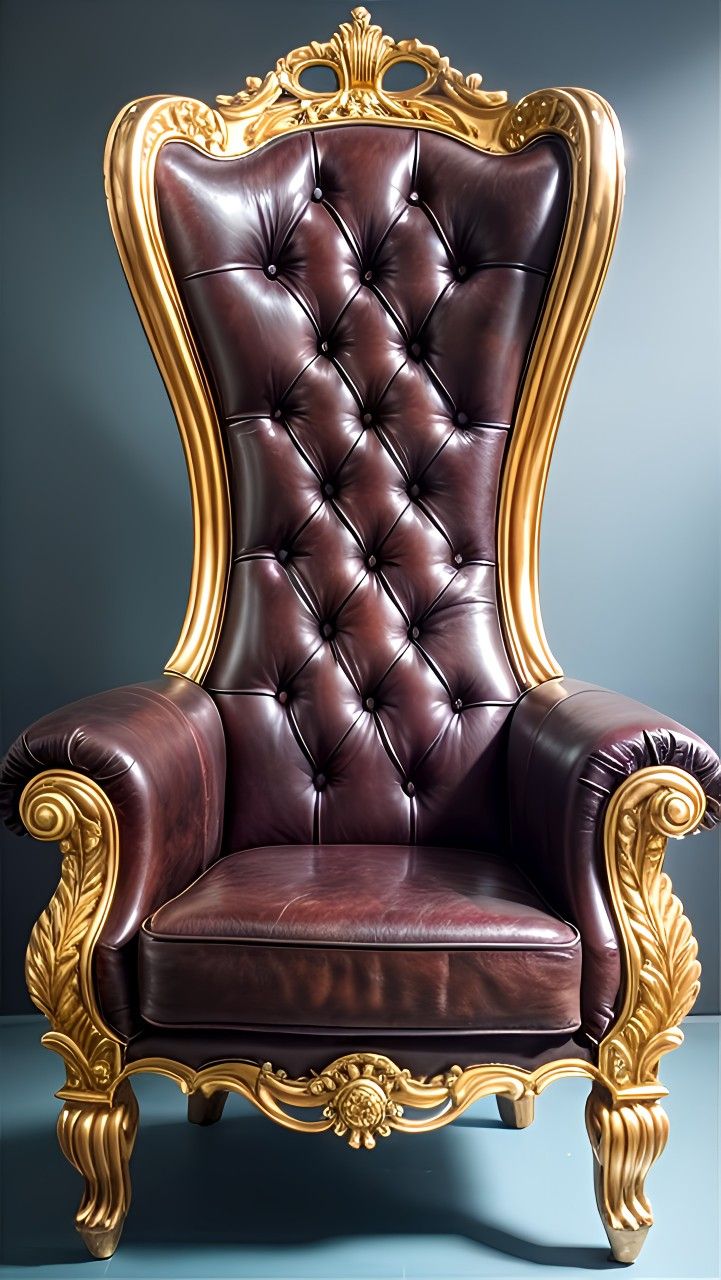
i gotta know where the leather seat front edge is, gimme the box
[138,844,582,1033]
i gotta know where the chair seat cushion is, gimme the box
[139,845,582,1033]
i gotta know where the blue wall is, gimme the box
[1,0,718,1011]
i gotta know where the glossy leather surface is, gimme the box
[0,678,226,1036]
[155,125,571,852]
[508,678,721,1041]
[140,844,581,1032]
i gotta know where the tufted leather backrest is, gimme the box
[155,124,570,853]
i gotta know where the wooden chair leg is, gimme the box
[496,1092,535,1129]
[56,1080,138,1259]
[188,1088,229,1126]
[586,1084,669,1264]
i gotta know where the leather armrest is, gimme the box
[0,676,226,1036]
[507,677,721,1042]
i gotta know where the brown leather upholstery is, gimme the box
[139,845,581,1032]
[155,125,570,853]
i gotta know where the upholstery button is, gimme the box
[455,411,469,427]
[367,553,377,569]
[408,482,420,499]
[454,552,464,566]
[410,624,420,640]
[265,264,277,278]
[405,781,416,796]
[277,547,289,564]
[453,698,463,712]
[319,339,330,355]
[409,342,422,360]
[311,186,323,202]
[321,622,334,639]
[456,264,468,278]
[364,696,376,711]
[362,411,373,426]
[363,269,373,283]
[408,191,419,204]
[277,690,288,705]
[314,773,326,790]
[273,408,283,421]
[323,481,335,497]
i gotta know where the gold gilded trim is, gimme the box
[20,771,123,1096]
[116,1052,598,1148]
[104,100,230,683]
[103,5,624,688]
[498,90,624,684]
[598,766,706,1090]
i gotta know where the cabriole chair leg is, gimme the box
[56,1080,139,1259]
[188,1088,229,1126]
[585,1083,669,1264]
[496,1092,535,1129]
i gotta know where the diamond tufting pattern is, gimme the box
[155,124,570,853]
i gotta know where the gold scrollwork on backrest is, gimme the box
[217,5,506,148]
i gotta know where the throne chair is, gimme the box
[2,7,719,1265]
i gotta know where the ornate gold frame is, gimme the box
[17,7,705,1267]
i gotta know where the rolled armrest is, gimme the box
[508,677,720,1043]
[0,676,226,1036]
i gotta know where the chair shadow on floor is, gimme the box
[1,1102,617,1271]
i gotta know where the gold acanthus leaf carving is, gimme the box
[139,96,228,160]
[216,7,506,148]
[20,773,122,1093]
[599,767,705,1089]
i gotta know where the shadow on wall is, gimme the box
[0,377,190,1015]
[1,1108,614,1271]
[4,375,189,705]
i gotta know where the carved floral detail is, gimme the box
[141,97,227,159]
[278,1053,406,1148]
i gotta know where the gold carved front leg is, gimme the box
[57,1081,139,1258]
[585,1084,668,1264]
[591,765,706,1263]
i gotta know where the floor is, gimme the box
[0,1017,718,1280]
